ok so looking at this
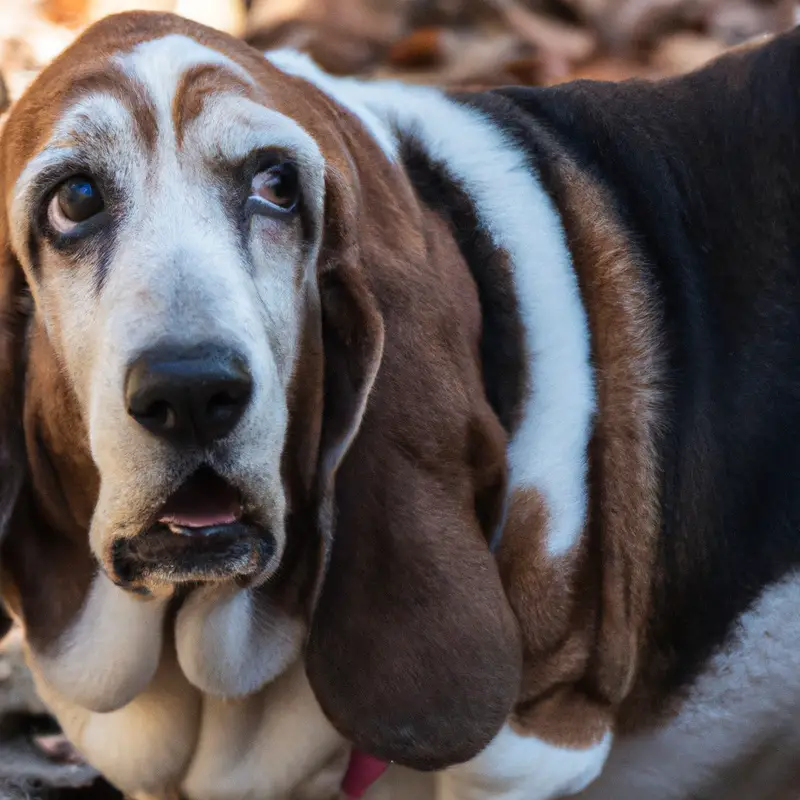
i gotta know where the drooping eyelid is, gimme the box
[236,147,294,184]
[8,147,121,264]
[197,95,326,205]
[14,147,92,214]
[245,195,298,220]
[199,95,322,166]
[9,146,83,266]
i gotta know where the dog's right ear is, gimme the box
[0,170,29,629]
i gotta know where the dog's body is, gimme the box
[1,13,799,800]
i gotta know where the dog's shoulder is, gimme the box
[467,27,800,703]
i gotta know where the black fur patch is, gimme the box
[399,139,528,435]
[455,27,800,705]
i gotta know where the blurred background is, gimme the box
[0,0,798,795]
[1,0,798,120]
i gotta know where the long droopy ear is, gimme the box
[0,169,30,639]
[306,168,522,771]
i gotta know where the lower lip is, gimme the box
[111,522,275,587]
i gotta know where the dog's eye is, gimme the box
[250,161,299,213]
[49,176,104,232]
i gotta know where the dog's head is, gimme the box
[0,12,520,770]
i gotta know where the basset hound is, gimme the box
[1,11,800,800]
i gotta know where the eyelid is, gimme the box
[244,152,300,217]
[245,196,297,219]
[30,158,95,207]
[31,169,111,246]
[239,147,294,179]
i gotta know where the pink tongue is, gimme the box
[161,508,239,528]
[158,471,241,529]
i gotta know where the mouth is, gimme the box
[111,466,275,588]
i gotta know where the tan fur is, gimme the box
[555,159,664,707]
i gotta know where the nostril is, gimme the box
[198,372,252,442]
[207,390,246,423]
[134,399,177,432]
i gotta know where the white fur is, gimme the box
[190,92,323,171]
[33,572,169,713]
[437,725,612,800]
[175,583,304,698]
[116,34,255,104]
[577,571,800,800]
[36,642,346,800]
[265,54,594,557]
[34,638,201,796]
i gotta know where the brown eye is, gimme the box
[250,162,299,213]
[48,175,105,234]
[56,176,104,222]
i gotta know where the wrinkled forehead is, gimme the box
[51,35,322,163]
[2,19,342,229]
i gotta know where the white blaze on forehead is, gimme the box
[115,34,255,137]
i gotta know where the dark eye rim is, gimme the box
[36,171,111,247]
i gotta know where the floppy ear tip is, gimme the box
[306,601,522,771]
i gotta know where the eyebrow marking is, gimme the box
[62,68,158,152]
[115,34,258,156]
[172,64,256,149]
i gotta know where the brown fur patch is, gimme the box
[498,148,664,746]
[2,323,98,649]
[172,64,257,149]
[498,488,605,750]
[552,160,664,708]
[511,686,612,749]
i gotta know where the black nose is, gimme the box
[125,345,253,446]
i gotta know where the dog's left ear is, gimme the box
[0,209,26,540]
[306,168,521,771]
